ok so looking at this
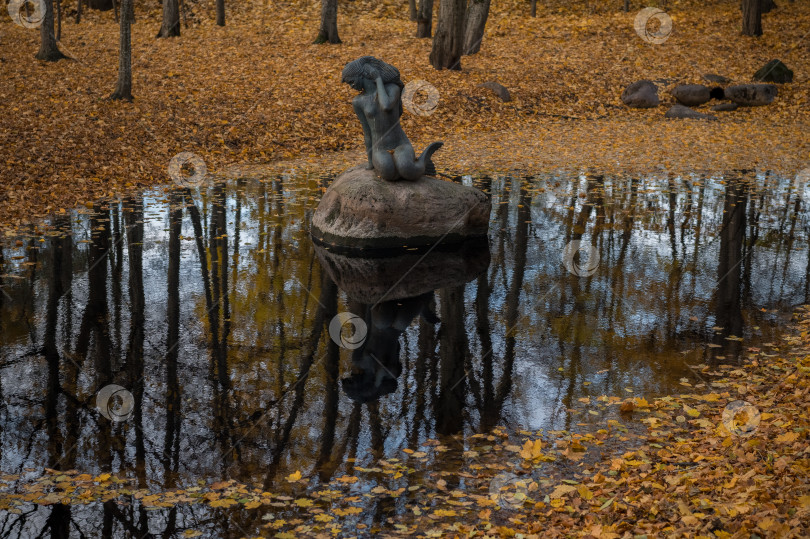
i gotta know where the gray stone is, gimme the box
[314,240,490,304]
[664,104,717,121]
[703,73,731,84]
[478,81,511,102]
[621,80,659,108]
[712,102,739,112]
[311,165,491,251]
[671,84,712,106]
[754,59,793,83]
[724,84,778,106]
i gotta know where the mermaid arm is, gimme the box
[352,97,374,168]
[374,77,399,112]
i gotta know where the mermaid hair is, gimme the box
[341,56,404,116]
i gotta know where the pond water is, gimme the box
[0,171,807,536]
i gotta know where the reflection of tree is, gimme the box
[8,172,810,536]
[712,179,748,359]
[493,185,530,422]
[164,191,183,489]
[263,270,337,489]
[44,216,73,539]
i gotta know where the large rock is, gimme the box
[478,81,511,102]
[621,80,659,108]
[665,104,717,121]
[754,59,793,83]
[712,102,739,112]
[724,84,777,106]
[671,84,712,106]
[703,73,730,84]
[311,165,491,251]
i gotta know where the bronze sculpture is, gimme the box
[341,56,443,181]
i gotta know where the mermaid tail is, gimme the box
[417,141,443,177]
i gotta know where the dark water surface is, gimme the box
[0,171,807,536]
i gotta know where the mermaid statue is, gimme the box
[341,56,443,181]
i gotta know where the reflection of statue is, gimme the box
[315,239,491,403]
[342,293,439,403]
[341,56,443,181]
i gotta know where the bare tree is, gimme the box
[88,0,112,9]
[416,0,433,38]
[110,0,133,101]
[531,0,537,17]
[741,0,762,36]
[429,0,465,70]
[56,0,62,40]
[462,0,490,55]
[408,0,416,20]
[313,0,341,44]
[157,0,180,37]
[36,0,67,61]
[216,0,224,26]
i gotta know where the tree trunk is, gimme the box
[531,0,537,17]
[110,0,133,101]
[36,0,67,61]
[157,0,180,37]
[408,0,416,20]
[761,0,776,13]
[429,0,465,70]
[623,0,629,13]
[88,0,112,10]
[313,0,340,44]
[462,0,490,55]
[416,0,433,38]
[741,0,762,36]
[76,0,82,23]
[56,0,62,40]
[216,0,224,26]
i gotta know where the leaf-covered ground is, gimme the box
[1,305,808,537]
[2,0,809,231]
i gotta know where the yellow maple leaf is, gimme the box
[209,498,237,508]
[286,470,302,482]
[433,509,457,517]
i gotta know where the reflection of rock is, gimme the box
[312,165,490,251]
[665,104,717,121]
[315,237,490,303]
[621,80,659,108]
[724,84,777,106]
